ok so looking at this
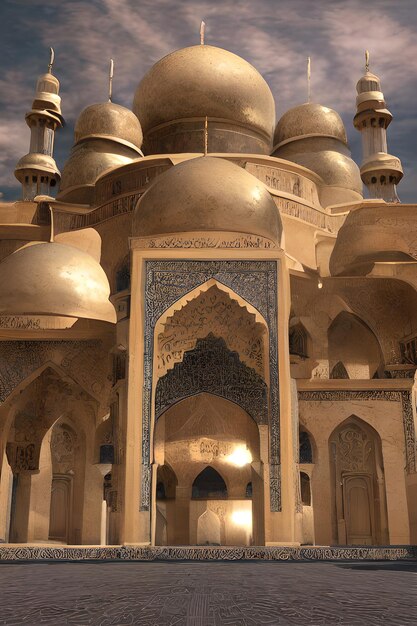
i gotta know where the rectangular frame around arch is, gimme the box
[140,259,281,512]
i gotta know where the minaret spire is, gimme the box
[108,58,114,103]
[14,48,64,201]
[353,52,403,202]
[200,20,205,45]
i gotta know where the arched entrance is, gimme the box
[153,393,263,546]
[329,417,388,545]
[1,366,102,544]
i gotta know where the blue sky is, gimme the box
[1,0,417,201]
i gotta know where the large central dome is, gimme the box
[133,45,275,155]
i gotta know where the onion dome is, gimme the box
[133,45,275,155]
[133,156,282,245]
[0,242,116,323]
[58,101,143,204]
[272,102,362,207]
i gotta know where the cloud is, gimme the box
[1,0,416,201]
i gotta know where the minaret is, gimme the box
[353,51,403,202]
[14,48,64,201]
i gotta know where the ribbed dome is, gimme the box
[133,45,275,152]
[274,103,347,148]
[75,102,143,152]
[133,156,282,244]
[0,242,116,323]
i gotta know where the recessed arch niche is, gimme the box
[329,416,388,545]
[328,311,384,379]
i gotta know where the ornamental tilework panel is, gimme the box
[142,260,280,511]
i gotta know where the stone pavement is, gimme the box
[0,560,416,625]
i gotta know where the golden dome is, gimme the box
[133,156,282,244]
[74,102,143,152]
[0,242,116,323]
[281,150,362,193]
[133,45,275,147]
[58,140,136,203]
[274,103,347,148]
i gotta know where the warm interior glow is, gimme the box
[231,509,252,528]
[226,445,252,467]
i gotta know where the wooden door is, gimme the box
[343,474,373,545]
[49,476,71,542]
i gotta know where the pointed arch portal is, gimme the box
[141,259,280,513]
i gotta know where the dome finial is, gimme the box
[365,49,370,73]
[108,58,114,102]
[307,57,311,103]
[200,20,206,45]
[48,47,54,74]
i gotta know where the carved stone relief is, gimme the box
[157,285,266,378]
[298,389,416,473]
[156,334,268,423]
[0,340,111,408]
[142,260,280,512]
[336,424,372,472]
[51,424,78,474]
[136,233,277,250]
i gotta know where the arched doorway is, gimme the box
[329,417,388,545]
[2,366,100,544]
[153,393,262,546]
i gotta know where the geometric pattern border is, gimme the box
[0,545,416,562]
[142,260,280,511]
[298,389,416,473]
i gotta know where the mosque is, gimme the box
[0,34,416,550]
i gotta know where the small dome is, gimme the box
[356,71,381,95]
[133,156,282,245]
[31,72,62,119]
[59,140,135,201]
[75,102,143,152]
[274,103,347,148]
[287,150,362,193]
[0,242,116,323]
[133,45,275,147]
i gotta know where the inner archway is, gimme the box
[153,393,262,546]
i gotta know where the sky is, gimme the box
[1,0,417,202]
